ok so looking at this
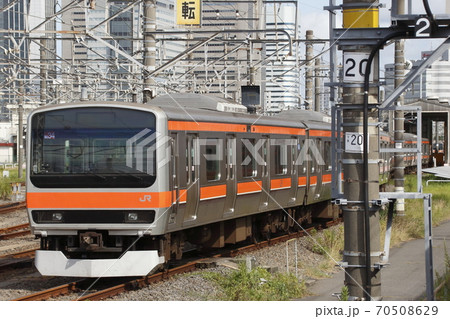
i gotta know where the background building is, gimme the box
[2,1,308,114]
[384,50,450,104]
[1,0,28,115]
[60,0,181,102]
[264,1,301,112]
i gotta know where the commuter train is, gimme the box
[26,94,430,277]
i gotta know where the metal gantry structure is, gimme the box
[329,0,450,301]
[0,0,331,113]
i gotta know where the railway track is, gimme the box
[0,249,36,272]
[0,201,27,215]
[0,248,36,260]
[13,280,87,301]
[0,223,31,240]
[11,218,342,301]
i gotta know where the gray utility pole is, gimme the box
[315,58,321,112]
[305,30,314,110]
[340,0,382,300]
[18,78,24,179]
[143,0,157,103]
[394,0,406,215]
[40,38,47,105]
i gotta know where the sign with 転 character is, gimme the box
[176,0,201,25]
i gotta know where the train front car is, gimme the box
[26,102,169,277]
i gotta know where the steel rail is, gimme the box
[75,218,342,301]
[76,261,199,301]
[0,223,30,240]
[0,201,26,215]
[0,223,30,234]
[0,249,37,272]
[12,281,86,301]
[0,248,36,260]
[11,218,342,301]
[0,229,31,240]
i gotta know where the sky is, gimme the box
[297,0,448,74]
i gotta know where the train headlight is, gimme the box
[52,212,63,221]
[127,212,139,221]
[124,211,155,223]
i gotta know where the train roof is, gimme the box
[150,93,248,113]
[150,94,330,131]
[32,94,330,132]
[274,109,331,123]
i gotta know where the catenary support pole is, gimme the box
[305,30,314,110]
[40,38,47,105]
[315,58,321,112]
[18,79,24,179]
[394,0,406,215]
[143,0,156,102]
[341,0,382,300]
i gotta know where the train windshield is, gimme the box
[30,107,157,188]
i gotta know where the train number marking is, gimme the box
[139,195,152,202]
[343,52,373,83]
[345,132,368,153]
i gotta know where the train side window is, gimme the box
[242,138,257,178]
[324,141,331,171]
[262,137,269,177]
[185,143,189,183]
[314,139,322,173]
[273,142,288,175]
[291,137,297,175]
[297,139,306,174]
[205,138,221,182]
[226,137,236,180]
[186,136,198,184]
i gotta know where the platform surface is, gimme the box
[300,219,450,301]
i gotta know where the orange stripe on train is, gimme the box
[27,192,173,209]
[237,181,262,195]
[173,189,187,204]
[200,184,227,200]
[322,174,332,183]
[251,125,306,135]
[298,176,307,187]
[168,121,246,133]
[270,178,291,190]
[309,130,331,137]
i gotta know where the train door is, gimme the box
[223,136,236,216]
[289,136,298,205]
[305,133,321,204]
[169,132,179,225]
[322,138,332,199]
[259,136,270,210]
[313,138,323,201]
[304,131,312,204]
[184,134,199,223]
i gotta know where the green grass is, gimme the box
[340,285,349,301]
[0,168,25,200]
[201,263,307,301]
[307,226,344,258]
[435,244,450,301]
[301,174,450,292]
[305,226,344,271]
[380,175,450,246]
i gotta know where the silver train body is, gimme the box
[25,94,430,277]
